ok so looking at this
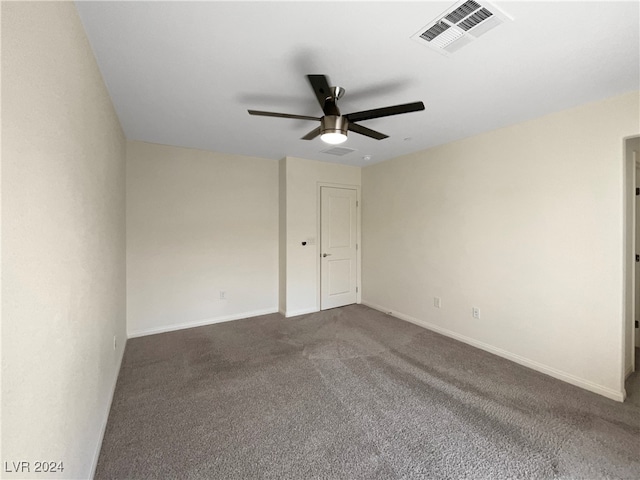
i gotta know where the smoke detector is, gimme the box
[412,0,512,56]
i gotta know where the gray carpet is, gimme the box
[96,305,640,479]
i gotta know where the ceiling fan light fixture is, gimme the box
[321,132,348,145]
[320,115,348,144]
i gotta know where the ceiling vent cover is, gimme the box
[412,0,512,56]
[321,146,356,156]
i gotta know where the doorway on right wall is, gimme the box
[625,135,640,379]
[634,140,640,351]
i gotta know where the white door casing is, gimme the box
[636,152,640,348]
[320,187,357,310]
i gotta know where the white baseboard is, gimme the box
[89,337,126,479]
[362,300,625,403]
[127,308,279,338]
[284,307,319,318]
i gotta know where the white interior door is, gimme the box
[320,187,357,310]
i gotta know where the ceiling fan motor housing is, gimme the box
[321,115,349,136]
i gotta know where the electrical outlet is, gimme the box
[472,307,481,319]
[113,335,117,350]
[219,290,226,300]
[434,297,441,308]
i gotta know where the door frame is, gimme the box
[316,182,362,310]
[623,134,640,392]
[636,157,640,355]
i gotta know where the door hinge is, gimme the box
[356,200,359,207]
[636,188,639,196]
[636,254,639,263]
[636,320,639,328]
[356,286,359,293]
[356,244,358,250]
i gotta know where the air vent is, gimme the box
[321,146,356,156]
[430,27,464,49]
[412,0,512,56]
[445,0,481,23]
[459,8,493,31]
[420,22,451,41]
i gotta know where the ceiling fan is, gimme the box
[248,75,425,145]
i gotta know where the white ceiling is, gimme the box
[75,1,640,166]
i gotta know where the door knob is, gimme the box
[322,253,331,257]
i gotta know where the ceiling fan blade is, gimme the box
[307,75,332,113]
[345,101,425,123]
[348,123,389,140]
[248,109,320,121]
[301,126,322,140]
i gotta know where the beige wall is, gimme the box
[2,2,127,478]
[126,141,279,336]
[281,157,361,316]
[362,91,640,401]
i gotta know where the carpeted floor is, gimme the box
[96,305,640,479]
